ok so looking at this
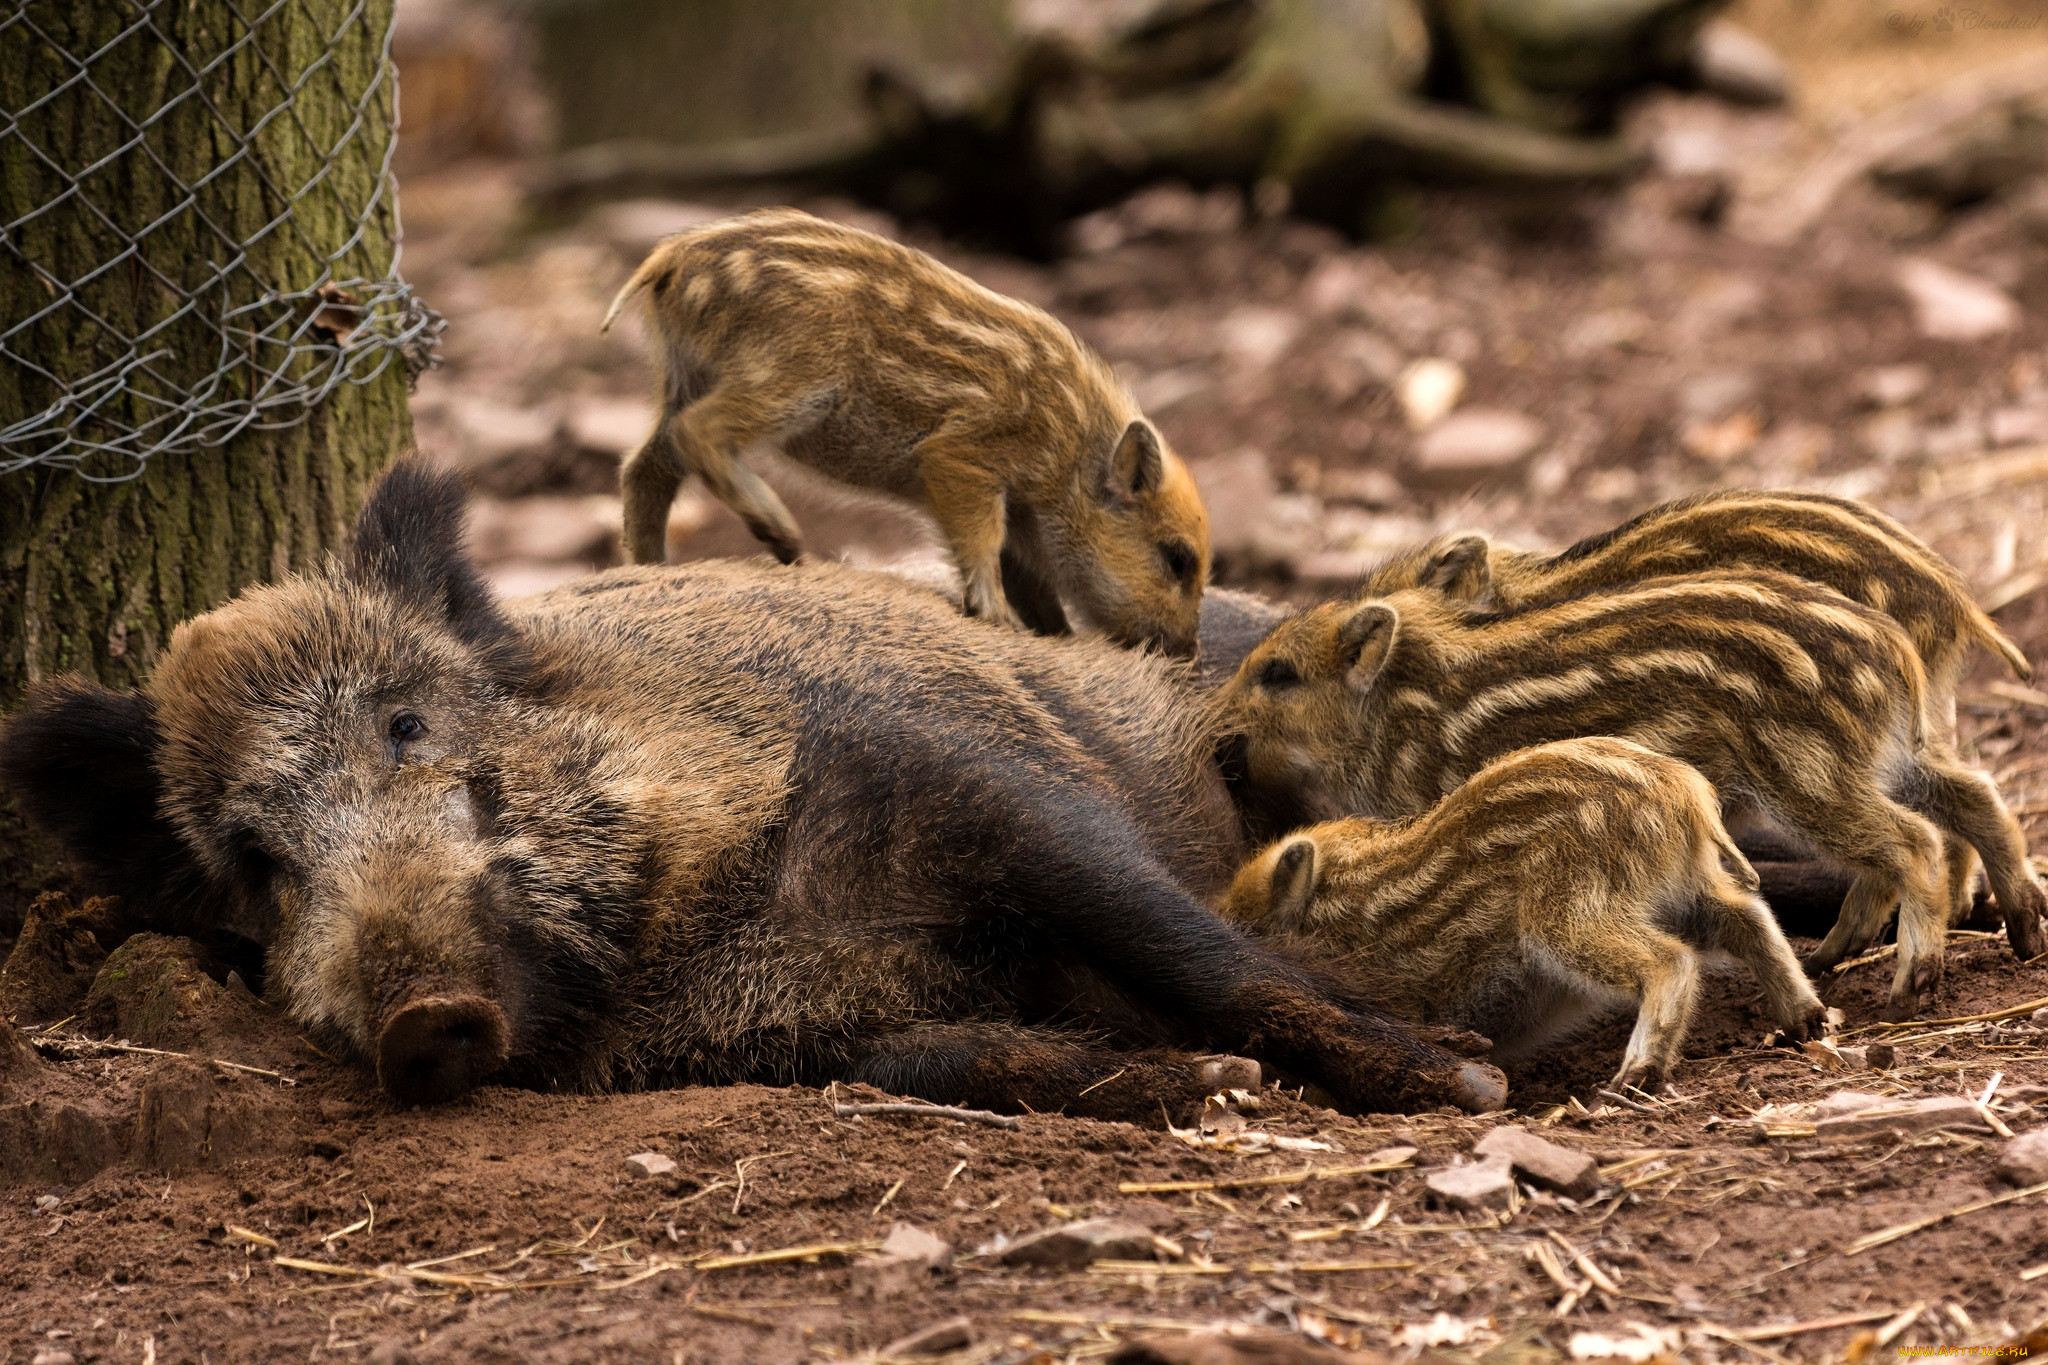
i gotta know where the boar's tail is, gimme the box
[600,251,669,334]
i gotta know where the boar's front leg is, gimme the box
[988,795,1507,1115]
[836,1024,1255,1126]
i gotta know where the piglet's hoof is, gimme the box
[1453,1061,1509,1114]
[1193,1055,1261,1091]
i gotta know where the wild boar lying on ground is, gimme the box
[1221,739,1826,1091]
[0,463,1502,1120]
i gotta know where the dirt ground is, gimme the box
[13,12,2048,1363]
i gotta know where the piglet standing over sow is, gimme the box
[0,463,1501,1119]
[1221,738,1827,1090]
[602,207,1210,656]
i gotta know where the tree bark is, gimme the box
[0,0,413,931]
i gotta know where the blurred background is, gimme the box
[389,0,2048,676]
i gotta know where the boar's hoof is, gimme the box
[376,995,509,1104]
[1192,1054,1261,1092]
[1453,1062,1508,1114]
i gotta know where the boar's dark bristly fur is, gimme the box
[1,462,1503,1121]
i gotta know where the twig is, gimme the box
[733,1152,794,1215]
[831,1101,1020,1130]
[31,1035,295,1084]
[871,1179,903,1218]
[1843,1180,2048,1255]
[1116,1156,1412,1195]
[691,1239,882,1272]
[1869,996,2048,1031]
[1076,1067,1128,1097]
[690,1303,778,1329]
[1727,1306,1907,1340]
[227,1225,279,1249]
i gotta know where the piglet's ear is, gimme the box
[1104,420,1164,503]
[0,677,220,931]
[1268,836,1319,933]
[348,459,525,667]
[1337,603,1398,692]
[1423,534,1491,601]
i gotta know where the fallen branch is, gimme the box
[832,1101,1020,1131]
[1843,1179,2048,1255]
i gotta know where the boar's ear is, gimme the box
[1336,603,1398,692]
[1422,534,1490,601]
[0,677,217,928]
[348,460,526,668]
[1268,836,1319,933]
[1104,419,1164,503]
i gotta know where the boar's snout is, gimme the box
[376,995,509,1104]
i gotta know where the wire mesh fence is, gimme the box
[0,0,441,481]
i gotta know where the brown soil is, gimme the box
[15,23,2048,1364]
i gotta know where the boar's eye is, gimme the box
[1256,658,1301,691]
[389,711,428,746]
[1159,539,1199,587]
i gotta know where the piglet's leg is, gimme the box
[833,1024,1252,1126]
[917,435,1021,629]
[663,387,807,565]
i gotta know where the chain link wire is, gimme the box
[0,0,442,481]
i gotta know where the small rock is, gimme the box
[878,1221,952,1267]
[2000,1130,2048,1186]
[1413,410,1543,480]
[1473,1126,1599,1199]
[1859,409,1923,464]
[1858,363,1932,408]
[995,1217,1157,1269]
[364,1338,418,1365]
[850,1222,953,1301]
[1396,358,1466,430]
[1865,1043,1896,1070]
[1991,407,2048,447]
[31,1351,76,1365]
[1319,466,1405,507]
[880,1315,975,1358]
[1681,411,1760,463]
[1217,307,1300,371]
[33,1193,60,1211]
[1423,1154,1514,1213]
[1679,369,1757,421]
[621,1151,675,1180]
[467,495,617,566]
[1896,259,2019,341]
[1690,19,1789,106]
[1817,1095,1994,1141]
[563,395,655,456]
[446,395,559,463]
[1815,1090,1889,1118]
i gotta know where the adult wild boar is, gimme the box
[1,463,1502,1120]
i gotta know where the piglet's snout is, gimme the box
[377,994,508,1104]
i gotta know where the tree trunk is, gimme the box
[0,0,413,931]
